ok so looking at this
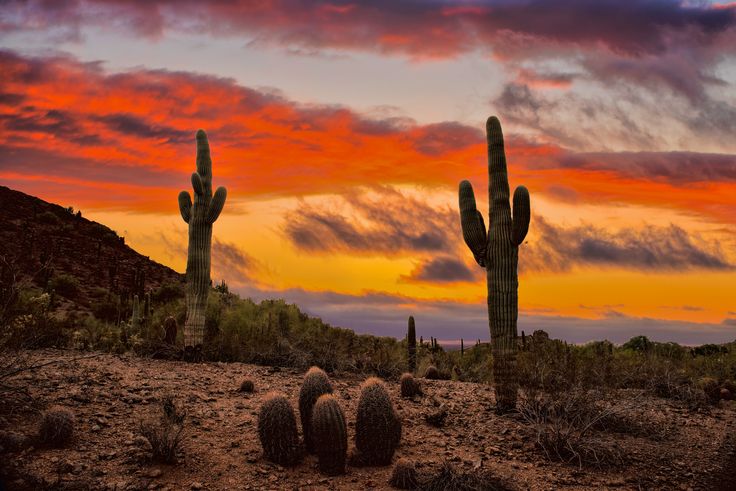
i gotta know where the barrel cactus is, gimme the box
[178,130,227,354]
[298,366,333,453]
[458,116,530,412]
[389,458,419,489]
[355,377,401,465]
[257,393,301,466]
[400,373,422,398]
[311,394,348,475]
[424,365,439,380]
[39,406,75,447]
[407,316,417,373]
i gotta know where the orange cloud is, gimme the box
[1,49,734,225]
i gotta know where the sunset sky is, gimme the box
[1,0,735,345]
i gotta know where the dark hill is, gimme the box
[0,185,183,316]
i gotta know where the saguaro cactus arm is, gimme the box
[178,191,192,223]
[458,181,487,267]
[512,185,530,246]
[207,187,227,223]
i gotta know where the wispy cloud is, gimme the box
[522,217,734,273]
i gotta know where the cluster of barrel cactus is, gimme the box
[257,368,403,474]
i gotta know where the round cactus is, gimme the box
[699,377,721,403]
[298,366,333,453]
[257,392,301,466]
[311,394,348,475]
[389,458,419,489]
[39,406,75,447]
[239,379,255,393]
[355,377,402,466]
[400,373,422,398]
[424,365,439,380]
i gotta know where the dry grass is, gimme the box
[139,394,186,464]
[519,389,625,468]
[422,462,513,491]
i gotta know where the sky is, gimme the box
[1,0,735,345]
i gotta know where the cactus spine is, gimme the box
[178,130,227,349]
[407,316,416,373]
[458,116,530,412]
[311,394,348,475]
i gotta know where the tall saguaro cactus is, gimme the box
[458,116,530,412]
[178,130,227,352]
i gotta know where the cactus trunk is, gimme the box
[178,130,227,349]
[407,316,416,373]
[458,116,530,413]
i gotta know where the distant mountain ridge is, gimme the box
[0,185,183,314]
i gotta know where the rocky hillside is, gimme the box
[2,350,735,490]
[0,185,183,313]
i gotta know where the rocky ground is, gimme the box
[2,349,736,490]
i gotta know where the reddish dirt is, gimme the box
[2,350,736,490]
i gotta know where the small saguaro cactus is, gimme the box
[458,116,530,413]
[258,392,302,466]
[39,406,75,447]
[178,130,227,352]
[407,316,417,373]
[298,367,333,453]
[355,377,402,466]
[311,394,348,475]
[163,316,178,345]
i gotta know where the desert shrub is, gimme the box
[49,273,80,299]
[36,211,60,226]
[152,281,185,304]
[38,406,75,447]
[519,388,624,468]
[139,394,186,464]
[422,462,512,491]
[91,295,119,323]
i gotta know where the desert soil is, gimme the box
[2,349,736,490]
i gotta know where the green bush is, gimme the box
[49,273,80,299]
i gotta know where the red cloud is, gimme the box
[0,49,734,224]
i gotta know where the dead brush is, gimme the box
[422,462,512,491]
[139,393,186,464]
[519,388,624,468]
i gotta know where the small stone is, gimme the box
[147,469,163,478]
[190,482,203,490]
